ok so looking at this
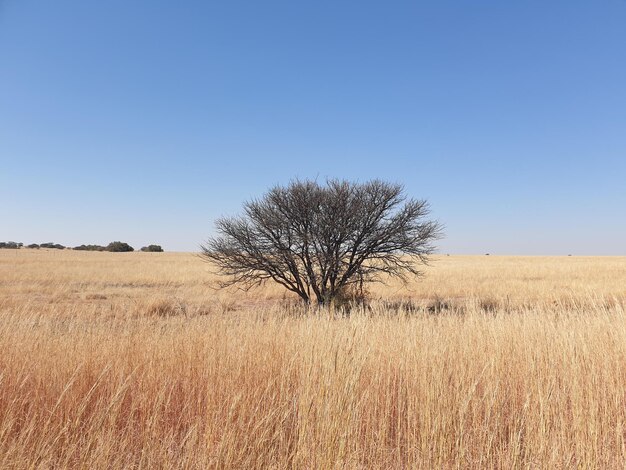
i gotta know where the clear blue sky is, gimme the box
[1,1,625,254]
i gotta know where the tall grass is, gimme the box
[1,251,626,468]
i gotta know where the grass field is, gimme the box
[1,250,626,468]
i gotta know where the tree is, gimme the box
[201,179,442,306]
[0,241,20,249]
[106,241,134,252]
[74,244,106,251]
[40,242,65,249]
[140,245,164,252]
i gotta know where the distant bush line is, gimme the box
[1,241,163,252]
[0,242,23,249]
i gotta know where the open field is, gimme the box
[1,250,626,468]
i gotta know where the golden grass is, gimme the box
[1,250,626,468]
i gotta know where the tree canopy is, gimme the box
[201,179,442,306]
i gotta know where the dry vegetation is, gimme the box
[1,249,626,468]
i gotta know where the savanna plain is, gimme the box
[1,249,626,469]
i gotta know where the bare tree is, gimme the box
[201,179,442,306]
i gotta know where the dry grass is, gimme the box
[1,250,626,468]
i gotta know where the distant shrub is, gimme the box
[74,244,106,251]
[40,243,66,250]
[106,241,134,252]
[140,245,164,252]
[27,243,40,249]
[0,241,20,249]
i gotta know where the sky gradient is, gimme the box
[1,1,625,254]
